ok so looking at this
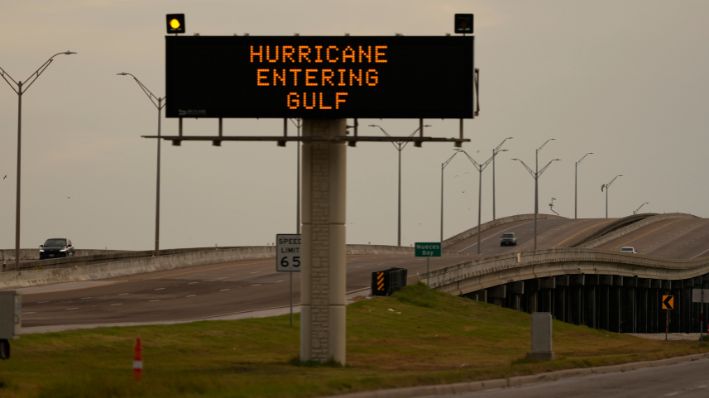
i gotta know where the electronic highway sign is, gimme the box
[166,35,474,119]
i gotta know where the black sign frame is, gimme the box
[165,35,474,119]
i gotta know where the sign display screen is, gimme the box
[166,35,473,119]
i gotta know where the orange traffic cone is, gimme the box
[133,337,143,381]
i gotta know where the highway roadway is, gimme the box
[447,213,709,260]
[18,253,469,329]
[429,357,709,398]
[14,213,709,330]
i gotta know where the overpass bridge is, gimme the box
[430,213,709,334]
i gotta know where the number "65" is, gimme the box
[280,256,301,268]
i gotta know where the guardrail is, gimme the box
[0,244,412,289]
[427,248,709,296]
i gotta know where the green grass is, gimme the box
[1,284,707,397]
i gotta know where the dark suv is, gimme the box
[500,232,517,246]
[39,238,75,259]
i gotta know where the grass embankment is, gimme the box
[1,284,707,397]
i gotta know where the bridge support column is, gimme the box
[300,119,347,365]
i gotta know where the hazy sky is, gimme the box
[1,0,708,250]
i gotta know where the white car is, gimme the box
[620,246,637,254]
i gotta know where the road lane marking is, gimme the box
[149,299,161,302]
[219,288,231,292]
[118,293,129,296]
[66,307,79,311]
[664,392,679,397]
[188,281,200,285]
[37,300,49,304]
[691,247,709,259]
[154,287,166,291]
[80,297,92,300]
[251,284,262,287]
[110,303,123,306]
[186,294,196,298]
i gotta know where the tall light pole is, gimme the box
[370,123,430,246]
[440,151,461,243]
[456,149,494,255]
[1,51,76,269]
[633,201,649,215]
[601,174,622,219]
[289,118,302,233]
[492,137,513,221]
[117,72,165,255]
[574,152,594,219]
[512,138,559,251]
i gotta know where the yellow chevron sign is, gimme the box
[662,294,674,311]
[376,272,385,292]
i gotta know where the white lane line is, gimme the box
[149,299,161,302]
[664,392,679,397]
[110,303,123,306]
[186,294,196,298]
[251,284,262,287]
[214,276,228,281]
[80,297,92,300]
[691,247,709,259]
[154,287,166,291]
[118,293,129,296]
[37,300,49,304]
[219,288,231,292]
[697,384,707,389]
[66,307,79,311]
[188,281,200,285]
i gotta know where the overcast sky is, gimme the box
[1,0,708,250]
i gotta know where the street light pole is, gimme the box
[601,174,622,219]
[117,72,165,255]
[574,152,594,219]
[1,51,76,269]
[512,138,559,251]
[492,137,513,221]
[456,149,494,255]
[440,151,461,243]
[370,123,430,247]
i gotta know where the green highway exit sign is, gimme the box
[415,242,441,257]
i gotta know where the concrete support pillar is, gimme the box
[300,119,347,365]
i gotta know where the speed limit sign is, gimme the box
[276,234,301,272]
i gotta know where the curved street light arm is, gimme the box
[22,51,76,93]
[538,158,561,176]
[442,150,461,169]
[511,158,534,177]
[576,152,594,166]
[369,124,399,150]
[455,148,482,170]
[480,154,495,171]
[537,137,556,152]
[493,136,514,154]
[400,123,431,150]
[288,118,302,129]
[0,66,20,93]
[633,201,650,214]
[606,174,623,188]
[117,72,163,109]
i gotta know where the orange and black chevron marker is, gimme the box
[376,271,385,292]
